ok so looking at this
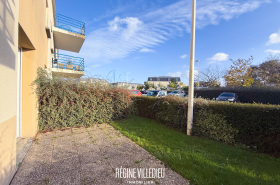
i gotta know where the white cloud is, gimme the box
[182,64,187,68]
[180,54,188,59]
[80,0,268,68]
[266,29,280,45]
[265,49,280,54]
[207,53,229,63]
[108,17,143,39]
[139,48,155,53]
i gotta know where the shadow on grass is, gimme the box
[110,115,280,185]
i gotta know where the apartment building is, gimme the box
[146,76,181,88]
[111,82,144,90]
[0,0,85,184]
[79,77,109,85]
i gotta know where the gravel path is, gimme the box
[11,123,189,185]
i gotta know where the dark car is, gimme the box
[216,92,239,103]
[143,90,150,94]
[147,90,167,97]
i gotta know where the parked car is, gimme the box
[143,90,150,94]
[129,90,142,96]
[216,92,239,103]
[147,90,167,97]
[168,90,187,97]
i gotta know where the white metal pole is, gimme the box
[196,60,200,87]
[187,0,196,136]
[197,60,199,87]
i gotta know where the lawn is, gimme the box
[110,115,280,185]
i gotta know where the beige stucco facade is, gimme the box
[0,0,19,184]
[18,0,55,137]
[0,0,85,184]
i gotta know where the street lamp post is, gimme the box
[187,0,197,136]
[196,60,200,87]
[124,72,130,87]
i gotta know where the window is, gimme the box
[220,93,235,97]
[134,91,139,94]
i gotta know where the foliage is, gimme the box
[168,78,179,89]
[251,55,280,86]
[136,85,143,90]
[151,82,155,89]
[158,83,166,90]
[224,56,254,87]
[193,109,238,144]
[209,102,280,157]
[179,82,187,87]
[111,115,280,185]
[194,87,280,104]
[182,86,189,91]
[34,68,133,131]
[144,82,150,90]
[132,96,280,157]
[196,65,224,87]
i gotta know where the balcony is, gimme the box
[53,14,85,53]
[51,53,85,78]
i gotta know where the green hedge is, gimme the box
[34,68,132,131]
[193,87,280,104]
[209,102,280,157]
[132,96,280,157]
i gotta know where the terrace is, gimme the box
[51,53,85,78]
[53,14,85,53]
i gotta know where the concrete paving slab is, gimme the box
[11,123,189,185]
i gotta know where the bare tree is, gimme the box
[195,65,225,87]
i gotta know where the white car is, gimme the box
[168,90,187,97]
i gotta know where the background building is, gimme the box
[145,76,181,89]
[79,77,109,85]
[111,82,144,90]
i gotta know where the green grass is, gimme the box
[110,115,280,185]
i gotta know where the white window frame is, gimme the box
[17,47,22,138]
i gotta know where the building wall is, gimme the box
[0,0,19,184]
[147,81,170,88]
[112,83,143,90]
[18,0,54,137]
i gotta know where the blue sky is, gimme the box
[57,0,280,85]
